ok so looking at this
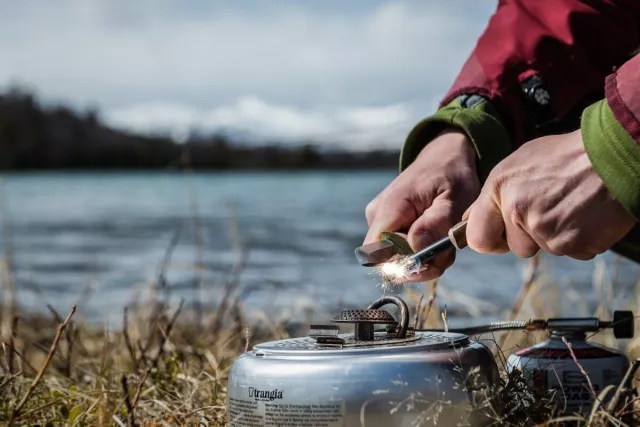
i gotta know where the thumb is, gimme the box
[466,188,508,254]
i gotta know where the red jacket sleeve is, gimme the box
[607,52,640,142]
[444,0,640,145]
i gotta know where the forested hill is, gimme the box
[0,88,399,171]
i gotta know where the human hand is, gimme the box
[364,128,480,281]
[465,129,636,260]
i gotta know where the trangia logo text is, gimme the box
[249,387,284,401]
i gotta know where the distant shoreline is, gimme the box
[0,86,402,171]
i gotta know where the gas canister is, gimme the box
[506,312,636,420]
[227,296,501,427]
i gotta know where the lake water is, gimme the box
[0,171,639,326]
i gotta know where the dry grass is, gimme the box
[0,254,638,426]
[0,257,307,426]
[0,273,265,426]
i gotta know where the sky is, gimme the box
[0,1,496,150]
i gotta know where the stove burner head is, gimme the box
[323,296,410,341]
[331,308,396,324]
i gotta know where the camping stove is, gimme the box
[227,296,501,427]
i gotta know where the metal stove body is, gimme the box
[227,296,501,427]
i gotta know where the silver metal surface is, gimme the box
[546,318,600,330]
[406,235,454,269]
[255,331,467,353]
[308,325,340,338]
[228,331,501,426]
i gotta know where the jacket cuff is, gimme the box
[399,96,513,182]
[582,98,640,220]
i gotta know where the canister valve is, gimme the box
[416,311,635,339]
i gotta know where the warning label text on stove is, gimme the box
[229,397,344,427]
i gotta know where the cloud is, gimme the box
[0,0,495,148]
[105,97,442,149]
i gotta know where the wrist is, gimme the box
[399,96,513,182]
[415,128,476,165]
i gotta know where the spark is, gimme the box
[380,261,407,280]
[373,256,424,291]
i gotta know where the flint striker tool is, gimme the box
[354,220,468,267]
[405,220,468,270]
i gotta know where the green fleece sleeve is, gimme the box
[399,96,513,182]
[582,99,640,220]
